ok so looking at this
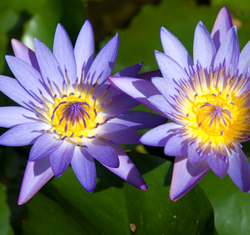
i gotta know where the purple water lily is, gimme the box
[109,7,250,200]
[0,20,167,204]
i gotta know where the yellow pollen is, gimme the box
[34,70,114,146]
[176,67,250,154]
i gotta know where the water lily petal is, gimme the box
[170,155,210,201]
[74,20,94,79]
[49,141,75,178]
[53,23,77,86]
[0,106,37,128]
[211,7,233,50]
[193,21,216,69]
[87,34,118,85]
[214,26,240,74]
[109,110,167,130]
[206,152,229,178]
[228,146,250,192]
[187,142,209,165]
[0,122,49,146]
[71,146,96,192]
[103,144,147,190]
[155,50,190,82]
[18,156,54,205]
[11,39,40,72]
[108,76,165,116]
[97,123,141,144]
[29,133,63,161]
[160,26,193,70]
[86,138,119,168]
[141,122,182,147]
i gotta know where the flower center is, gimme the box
[33,68,115,145]
[173,65,250,154]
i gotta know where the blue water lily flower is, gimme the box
[0,20,167,204]
[109,7,250,200]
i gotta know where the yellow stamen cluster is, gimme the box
[174,66,250,155]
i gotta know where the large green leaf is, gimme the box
[23,153,218,235]
[0,182,12,235]
[199,159,250,235]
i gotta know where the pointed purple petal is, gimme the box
[11,39,40,72]
[228,146,250,192]
[147,94,176,120]
[213,26,240,74]
[109,110,167,130]
[18,156,54,205]
[0,75,40,108]
[140,122,182,147]
[211,7,233,50]
[103,144,147,190]
[87,34,118,85]
[97,123,141,144]
[136,70,162,80]
[193,21,216,69]
[206,152,229,178]
[164,134,188,157]
[34,38,64,91]
[187,142,209,164]
[6,56,52,102]
[155,51,190,82]
[160,26,193,70]
[238,40,250,76]
[74,20,94,78]
[170,155,210,201]
[49,141,75,178]
[108,76,165,116]
[29,133,63,161]
[114,63,142,77]
[0,122,50,146]
[86,138,119,168]
[53,23,77,86]
[71,146,96,192]
[0,106,37,128]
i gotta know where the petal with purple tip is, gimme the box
[87,34,118,85]
[86,138,119,168]
[211,7,233,50]
[160,26,193,70]
[53,23,77,86]
[0,106,37,128]
[109,110,167,130]
[29,133,63,161]
[187,142,209,165]
[34,38,64,92]
[154,51,190,82]
[71,146,96,192]
[213,26,240,74]
[136,69,162,80]
[11,39,40,72]
[193,21,216,69]
[227,146,250,192]
[108,76,165,116]
[0,75,41,109]
[114,62,142,77]
[170,155,210,201]
[140,122,182,147]
[206,152,229,178]
[238,40,250,76]
[102,144,147,190]
[49,141,75,178]
[97,123,141,144]
[6,56,53,102]
[0,122,50,146]
[18,156,54,205]
[74,20,94,79]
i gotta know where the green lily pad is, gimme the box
[23,153,218,235]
